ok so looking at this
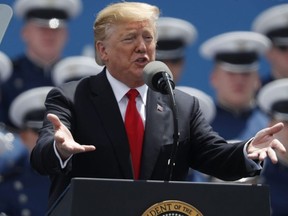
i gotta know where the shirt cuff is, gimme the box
[53,140,73,169]
[243,138,262,170]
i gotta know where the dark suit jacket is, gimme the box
[30,70,260,209]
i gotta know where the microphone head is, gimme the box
[143,61,174,93]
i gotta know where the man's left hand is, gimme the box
[247,122,286,163]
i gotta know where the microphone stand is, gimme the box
[161,72,180,182]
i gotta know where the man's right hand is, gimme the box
[47,113,96,160]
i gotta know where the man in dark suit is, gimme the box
[30,1,286,211]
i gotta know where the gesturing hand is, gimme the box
[247,122,286,164]
[47,113,96,160]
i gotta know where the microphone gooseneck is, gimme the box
[143,61,180,181]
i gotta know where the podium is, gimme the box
[48,178,271,216]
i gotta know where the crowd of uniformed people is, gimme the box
[0,1,287,216]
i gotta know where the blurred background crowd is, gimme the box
[0,0,283,95]
[0,1,288,216]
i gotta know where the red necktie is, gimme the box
[125,89,144,179]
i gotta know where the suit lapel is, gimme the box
[88,71,133,178]
[140,90,174,179]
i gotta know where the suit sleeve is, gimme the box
[30,86,74,176]
[176,91,261,181]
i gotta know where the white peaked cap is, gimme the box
[157,17,197,45]
[52,56,104,86]
[13,0,82,19]
[257,78,288,121]
[176,86,216,123]
[252,4,288,35]
[156,17,197,60]
[9,86,53,129]
[200,31,271,72]
[200,31,271,59]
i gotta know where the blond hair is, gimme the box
[93,2,160,65]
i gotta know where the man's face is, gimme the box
[96,20,156,88]
[211,66,260,109]
[22,21,67,61]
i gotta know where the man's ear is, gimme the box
[96,41,108,61]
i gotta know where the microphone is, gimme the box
[143,61,180,181]
[143,61,175,94]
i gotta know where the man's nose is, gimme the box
[135,38,147,53]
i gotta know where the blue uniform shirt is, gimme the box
[211,104,269,141]
[0,148,50,216]
[0,55,57,127]
[259,160,288,216]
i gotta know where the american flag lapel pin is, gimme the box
[157,104,163,112]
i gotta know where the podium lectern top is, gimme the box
[48,178,270,216]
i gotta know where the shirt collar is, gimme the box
[106,69,148,105]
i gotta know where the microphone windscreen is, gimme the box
[143,61,173,91]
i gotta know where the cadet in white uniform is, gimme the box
[200,31,271,141]
[156,17,197,83]
[0,86,53,216]
[252,4,288,86]
[257,78,288,216]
